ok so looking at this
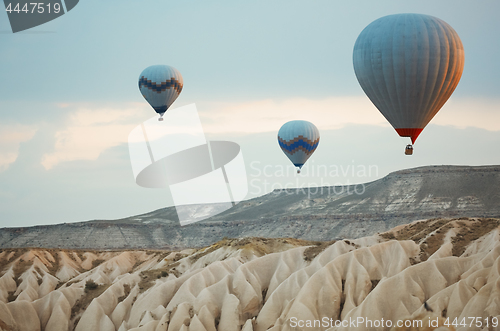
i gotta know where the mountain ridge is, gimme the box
[1,165,499,249]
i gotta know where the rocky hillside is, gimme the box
[1,165,499,249]
[1,217,500,331]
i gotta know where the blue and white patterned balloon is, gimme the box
[278,120,320,173]
[138,65,183,120]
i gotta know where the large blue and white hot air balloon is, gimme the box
[138,65,183,121]
[353,13,464,154]
[278,120,320,173]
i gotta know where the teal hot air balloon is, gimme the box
[278,120,320,173]
[353,13,465,154]
[138,65,183,121]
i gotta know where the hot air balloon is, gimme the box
[278,120,320,174]
[138,65,183,121]
[353,13,464,154]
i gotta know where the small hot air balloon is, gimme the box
[278,120,320,173]
[138,65,183,121]
[353,13,465,154]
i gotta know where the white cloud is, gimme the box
[41,103,146,170]
[433,97,500,131]
[196,96,500,134]
[0,125,37,171]
[197,97,388,134]
[37,96,500,170]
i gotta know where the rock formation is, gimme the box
[1,217,500,330]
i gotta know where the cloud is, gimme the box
[197,97,388,134]
[433,97,500,131]
[39,98,384,170]
[41,103,146,170]
[196,96,500,134]
[33,96,500,170]
[0,125,37,171]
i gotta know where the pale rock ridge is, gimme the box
[255,241,356,331]
[0,269,16,303]
[274,241,419,331]
[1,218,500,331]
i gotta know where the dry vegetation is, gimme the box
[303,240,337,261]
[137,269,170,293]
[70,282,111,328]
[451,218,500,256]
[380,217,500,262]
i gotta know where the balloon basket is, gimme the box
[405,144,413,155]
[158,117,164,122]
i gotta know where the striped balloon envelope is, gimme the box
[278,120,320,173]
[353,13,465,144]
[138,65,183,121]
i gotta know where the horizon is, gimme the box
[1,163,497,229]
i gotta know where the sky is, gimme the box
[1,0,499,228]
